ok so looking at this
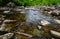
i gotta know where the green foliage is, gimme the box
[0,0,60,6]
[0,0,3,5]
[0,0,10,5]
[11,0,41,6]
[12,0,60,6]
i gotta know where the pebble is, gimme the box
[3,11,10,13]
[38,25,42,29]
[40,20,51,26]
[4,19,17,23]
[12,8,23,12]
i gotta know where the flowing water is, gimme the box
[25,7,58,25]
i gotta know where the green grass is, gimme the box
[0,0,60,6]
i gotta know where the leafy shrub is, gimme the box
[0,0,60,6]
[0,0,10,5]
[11,0,41,6]
[12,0,60,6]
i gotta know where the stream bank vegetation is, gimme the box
[0,0,60,6]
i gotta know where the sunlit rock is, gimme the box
[54,19,60,24]
[51,10,60,16]
[40,20,51,26]
[50,30,60,38]
[0,23,5,31]
[48,11,53,14]
[43,6,55,11]
[4,19,17,23]
[16,32,32,38]
[0,33,14,39]
[4,33,14,38]
[3,11,10,13]
[20,11,25,14]
[38,25,42,29]
[0,22,10,31]
[12,8,23,12]
[25,7,40,11]
[52,38,55,39]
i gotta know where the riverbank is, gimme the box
[0,4,60,39]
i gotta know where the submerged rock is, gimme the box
[25,7,41,24]
[33,28,40,36]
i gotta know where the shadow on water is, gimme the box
[25,7,58,25]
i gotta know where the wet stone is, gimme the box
[50,30,60,38]
[7,2,15,8]
[3,11,10,13]
[0,5,60,39]
[40,20,51,26]
[0,7,9,11]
